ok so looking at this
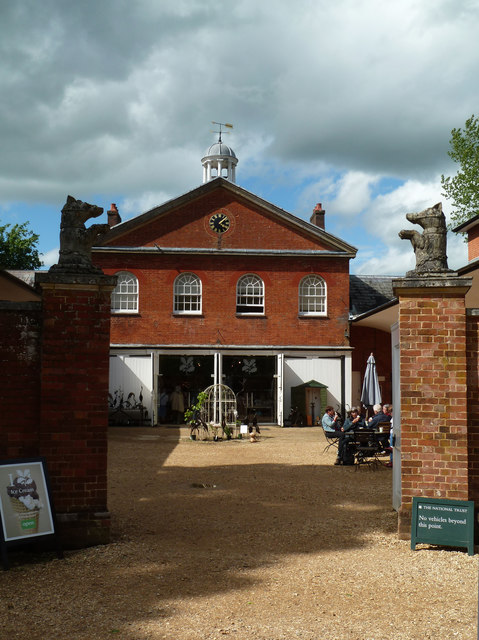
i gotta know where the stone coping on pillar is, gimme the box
[35,271,117,291]
[392,274,472,297]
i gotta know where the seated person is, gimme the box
[368,403,391,429]
[383,404,393,466]
[343,406,366,432]
[368,403,391,451]
[322,406,341,434]
[335,406,365,465]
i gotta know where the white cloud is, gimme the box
[354,229,467,276]
[121,191,173,217]
[347,176,469,275]
[446,233,468,271]
[328,172,380,218]
[41,247,59,269]
[354,244,415,277]
[364,179,444,243]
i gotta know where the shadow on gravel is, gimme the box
[97,428,396,629]
[1,427,396,639]
[108,424,182,467]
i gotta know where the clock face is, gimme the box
[209,212,230,234]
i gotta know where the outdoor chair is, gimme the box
[375,422,392,454]
[350,429,381,470]
[376,421,391,432]
[322,428,340,454]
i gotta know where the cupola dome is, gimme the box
[202,123,238,183]
[203,141,237,159]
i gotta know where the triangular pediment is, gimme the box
[96,178,356,257]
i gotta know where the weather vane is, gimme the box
[211,121,233,143]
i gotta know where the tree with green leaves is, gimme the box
[0,221,43,270]
[441,114,479,228]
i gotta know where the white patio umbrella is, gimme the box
[360,353,382,416]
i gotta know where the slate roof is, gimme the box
[349,275,396,316]
[6,270,37,288]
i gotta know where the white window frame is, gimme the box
[236,274,264,315]
[174,272,202,315]
[111,271,139,314]
[298,275,327,316]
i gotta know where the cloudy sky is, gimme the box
[1,0,478,274]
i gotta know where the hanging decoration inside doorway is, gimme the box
[242,358,257,374]
[179,356,195,374]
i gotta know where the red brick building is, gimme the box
[92,166,357,425]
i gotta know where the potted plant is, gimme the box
[185,391,208,440]
[209,422,221,441]
[235,418,242,439]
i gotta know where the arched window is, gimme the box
[111,271,138,313]
[174,273,202,314]
[236,274,264,314]
[299,275,327,315]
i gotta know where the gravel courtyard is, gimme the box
[1,425,477,639]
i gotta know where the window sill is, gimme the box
[111,311,140,316]
[235,313,266,318]
[298,313,328,318]
[173,313,204,317]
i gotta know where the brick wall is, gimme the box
[104,190,337,252]
[467,226,479,262]
[466,310,479,500]
[35,273,116,547]
[0,302,42,459]
[1,273,115,547]
[97,253,350,348]
[394,277,472,537]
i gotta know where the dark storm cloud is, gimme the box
[0,0,478,223]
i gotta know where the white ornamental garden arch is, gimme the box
[200,384,237,436]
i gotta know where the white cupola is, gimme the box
[202,122,238,184]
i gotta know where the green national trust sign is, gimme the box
[411,497,475,556]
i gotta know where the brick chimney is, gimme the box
[310,203,325,229]
[107,203,122,228]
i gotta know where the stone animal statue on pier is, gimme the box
[398,202,451,277]
[50,196,111,273]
